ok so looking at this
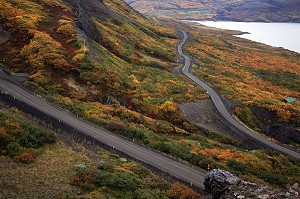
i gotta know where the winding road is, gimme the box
[178,30,300,160]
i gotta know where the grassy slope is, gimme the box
[0,0,300,189]
[0,103,201,198]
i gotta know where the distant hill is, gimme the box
[125,0,300,22]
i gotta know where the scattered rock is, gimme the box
[204,169,300,199]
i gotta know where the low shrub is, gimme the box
[56,24,75,37]
[167,182,199,199]
[72,168,139,192]
[6,142,22,157]
[96,160,107,170]
[14,152,35,163]
[257,172,288,186]
[227,158,245,174]
[111,172,139,191]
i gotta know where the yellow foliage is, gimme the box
[27,70,51,85]
[115,162,137,174]
[165,79,177,85]
[159,100,177,112]
[20,30,70,72]
[76,45,89,54]
[72,53,85,63]
[57,23,75,37]
[0,0,45,29]
[129,74,140,84]
[58,19,72,25]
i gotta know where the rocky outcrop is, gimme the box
[262,124,300,145]
[204,169,300,199]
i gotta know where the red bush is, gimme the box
[14,153,35,163]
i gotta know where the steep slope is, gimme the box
[126,0,300,22]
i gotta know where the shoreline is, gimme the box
[185,20,300,54]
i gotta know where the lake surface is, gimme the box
[191,21,300,53]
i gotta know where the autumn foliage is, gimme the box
[14,152,35,163]
[0,0,45,30]
[57,23,75,37]
[167,182,200,199]
[0,105,57,162]
[187,27,300,126]
[20,30,71,72]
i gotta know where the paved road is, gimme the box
[0,72,206,189]
[178,30,300,160]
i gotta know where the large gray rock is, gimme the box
[204,170,300,199]
[204,169,240,199]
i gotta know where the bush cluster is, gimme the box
[0,111,57,163]
[71,163,138,192]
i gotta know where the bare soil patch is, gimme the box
[180,99,232,134]
[179,99,261,149]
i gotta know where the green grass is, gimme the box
[252,69,300,92]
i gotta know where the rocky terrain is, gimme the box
[126,0,300,22]
[205,169,300,199]
[262,124,300,145]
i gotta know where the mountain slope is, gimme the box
[125,0,300,22]
[1,0,300,193]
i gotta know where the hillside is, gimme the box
[1,0,300,196]
[0,102,201,198]
[126,0,300,22]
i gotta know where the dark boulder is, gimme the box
[262,124,300,144]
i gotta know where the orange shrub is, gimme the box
[14,152,35,163]
[167,182,199,199]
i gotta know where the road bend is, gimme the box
[0,74,206,189]
[178,30,300,160]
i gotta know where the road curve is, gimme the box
[178,30,300,160]
[0,72,206,189]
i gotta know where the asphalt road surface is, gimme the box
[0,71,206,189]
[178,30,300,160]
